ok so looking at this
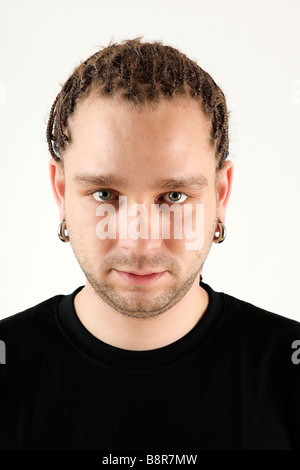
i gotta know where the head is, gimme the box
[48,37,234,319]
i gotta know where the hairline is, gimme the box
[59,88,219,172]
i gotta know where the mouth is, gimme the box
[113,269,167,286]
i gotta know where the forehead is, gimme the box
[65,95,215,179]
[68,93,212,141]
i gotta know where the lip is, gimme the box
[114,269,166,286]
[121,270,162,275]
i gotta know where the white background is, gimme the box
[0,0,299,321]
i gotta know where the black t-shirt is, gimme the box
[0,281,299,450]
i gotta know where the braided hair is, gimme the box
[46,37,229,170]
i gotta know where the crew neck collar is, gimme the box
[56,281,223,370]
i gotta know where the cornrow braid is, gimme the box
[46,37,230,170]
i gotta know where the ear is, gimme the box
[49,158,65,221]
[216,160,234,223]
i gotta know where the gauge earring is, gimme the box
[213,220,226,244]
[57,219,70,243]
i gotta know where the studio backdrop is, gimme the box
[0,0,299,321]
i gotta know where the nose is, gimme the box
[117,198,163,253]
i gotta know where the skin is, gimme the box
[49,94,234,351]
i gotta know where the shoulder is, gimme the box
[203,281,300,336]
[200,285,300,385]
[221,289,300,332]
[0,293,68,369]
[216,288,300,359]
[0,293,63,340]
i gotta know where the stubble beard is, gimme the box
[67,217,216,320]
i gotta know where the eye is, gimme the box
[92,189,114,202]
[162,192,188,204]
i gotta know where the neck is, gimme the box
[73,279,209,351]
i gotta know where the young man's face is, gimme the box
[50,94,233,318]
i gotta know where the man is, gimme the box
[0,37,299,450]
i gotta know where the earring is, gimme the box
[57,220,70,243]
[213,220,226,244]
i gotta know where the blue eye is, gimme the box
[91,190,188,204]
[163,192,188,203]
[92,190,113,202]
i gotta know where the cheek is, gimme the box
[202,188,218,226]
[180,193,217,247]
[65,189,102,245]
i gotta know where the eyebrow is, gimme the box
[73,172,208,190]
